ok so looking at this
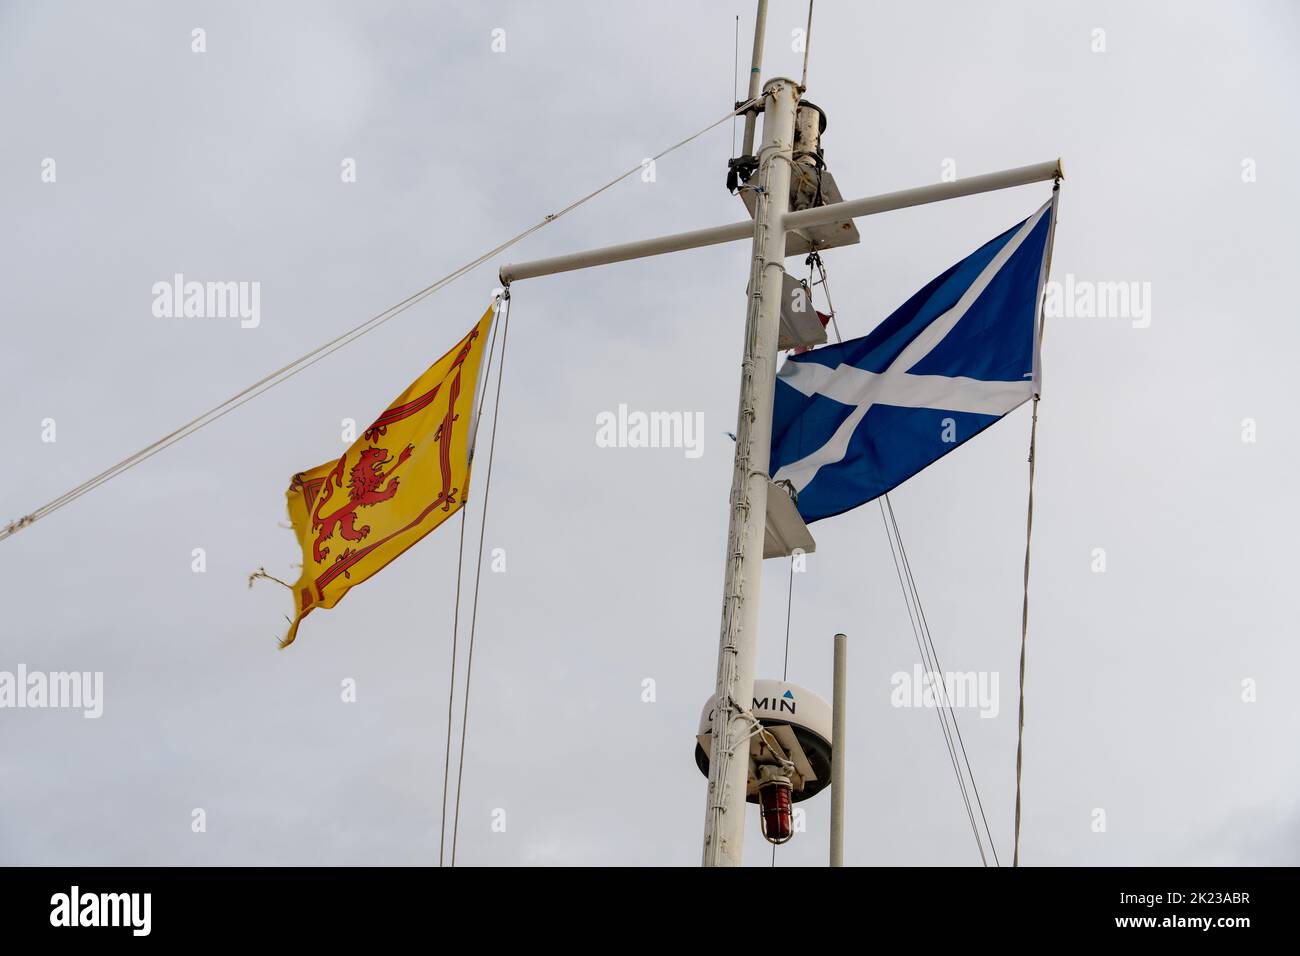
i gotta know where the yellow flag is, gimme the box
[280,305,496,647]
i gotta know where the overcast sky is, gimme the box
[2,0,1297,866]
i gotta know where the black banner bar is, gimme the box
[0,866,1285,941]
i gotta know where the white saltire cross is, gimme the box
[772,200,1051,493]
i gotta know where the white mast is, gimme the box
[700,73,798,867]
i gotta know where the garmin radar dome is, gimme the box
[695,679,833,845]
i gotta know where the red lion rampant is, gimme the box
[311,443,413,563]
[304,325,480,577]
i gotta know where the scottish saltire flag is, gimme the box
[770,199,1055,523]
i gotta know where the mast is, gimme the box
[700,71,798,867]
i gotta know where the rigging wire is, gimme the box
[1013,181,1060,866]
[732,14,740,157]
[438,508,469,867]
[878,500,987,865]
[782,559,795,681]
[809,253,844,344]
[450,292,513,865]
[438,301,503,867]
[1013,397,1039,867]
[884,497,1001,866]
[1,97,760,544]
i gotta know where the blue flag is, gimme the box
[770,199,1055,523]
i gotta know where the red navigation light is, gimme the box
[758,774,794,844]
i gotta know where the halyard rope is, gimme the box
[1013,180,1060,866]
[879,499,993,866]
[450,292,512,866]
[1,98,760,543]
[439,506,471,868]
[1013,397,1039,867]
[439,299,503,867]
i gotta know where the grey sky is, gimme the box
[1,0,1297,866]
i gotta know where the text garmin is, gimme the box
[753,690,797,714]
[707,691,796,722]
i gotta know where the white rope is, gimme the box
[882,497,1001,865]
[810,253,844,346]
[449,293,512,866]
[438,302,503,867]
[1013,180,1060,866]
[1012,397,1039,866]
[438,508,470,868]
[1,98,759,544]
[879,500,990,865]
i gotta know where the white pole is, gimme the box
[782,159,1063,233]
[500,220,752,284]
[498,159,1063,284]
[830,632,847,867]
[702,75,799,868]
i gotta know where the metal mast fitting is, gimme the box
[733,79,858,258]
[701,75,800,868]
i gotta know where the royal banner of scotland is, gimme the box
[281,305,496,646]
[770,199,1055,523]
